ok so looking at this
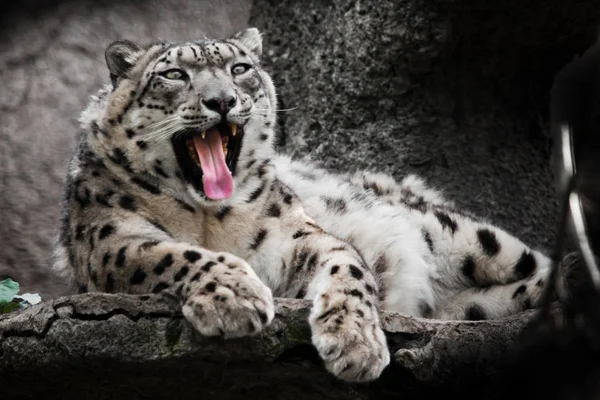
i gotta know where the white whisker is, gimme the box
[139,115,184,145]
[253,106,299,113]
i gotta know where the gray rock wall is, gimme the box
[0,0,252,299]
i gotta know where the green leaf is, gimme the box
[0,278,19,303]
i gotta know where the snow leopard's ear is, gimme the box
[231,28,262,59]
[105,40,143,79]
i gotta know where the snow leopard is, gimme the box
[53,28,552,383]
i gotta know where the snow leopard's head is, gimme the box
[82,28,277,204]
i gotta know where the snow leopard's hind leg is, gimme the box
[417,209,552,320]
[351,170,552,320]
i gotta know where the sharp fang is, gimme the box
[201,131,206,139]
[231,123,237,136]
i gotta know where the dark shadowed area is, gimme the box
[0,0,252,299]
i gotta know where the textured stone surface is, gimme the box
[0,293,537,399]
[250,0,599,253]
[0,0,252,299]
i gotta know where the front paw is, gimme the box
[309,295,390,382]
[182,252,275,339]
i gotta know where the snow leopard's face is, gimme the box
[100,28,277,204]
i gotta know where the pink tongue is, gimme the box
[193,129,233,200]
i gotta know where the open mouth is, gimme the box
[171,121,244,200]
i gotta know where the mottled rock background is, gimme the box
[1,0,599,301]
[0,0,252,299]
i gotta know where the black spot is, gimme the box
[108,148,133,173]
[349,265,364,280]
[136,140,148,150]
[140,240,159,250]
[259,133,268,141]
[512,284,527,298]
[154,253,174,275]
[362,180,383,196]
[306,254,318,272]
[90,270,98,285]
[322,196,347,214]
[102,252,111,267]
[105,273,115,293]
[295,287,306,299]
[119,195,137,211]
[293,251,309,272]
[348,289,364,299]
[115,246,127,268]
[125,129,136,138]
[257,159,271,178]
[247,182,266,203]
[153,165,169,178]
[434,211,457,234]
[130,267,147,285]
[75,224,86,241]
[184,250,202,263]
[465,304,487,321]
[215,206,232,220]
[462,256,476,281]
[514,251,537,278]
[88,226,97,250]
[174,265,190,282]
[202,261,216,272]
[74,181,91,208]
[147,219,170,235]
[250,229,267,250]
[176,199,195,213]
[330,265,340,275]
[423,230,433,252]
[477,228,500,256]
[258,311,268,324]
[278,186,294,204]
[292,230,310,239]
[217,256,225,262]
[365,284,375,294]
[152,282,170,294]
[419,301,433,318]
[190,272,201,282]
[266,203,281,217]
[316,308,336,322]
[205,281,217,292]
[95,189,115,207]
[131,177,161,195]
[98,224,115,240]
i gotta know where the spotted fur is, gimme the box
[53,28,552,383]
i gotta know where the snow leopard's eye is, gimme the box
[231,63,252,76]
[160,69,187,80]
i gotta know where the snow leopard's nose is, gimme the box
[203,95,237,116]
